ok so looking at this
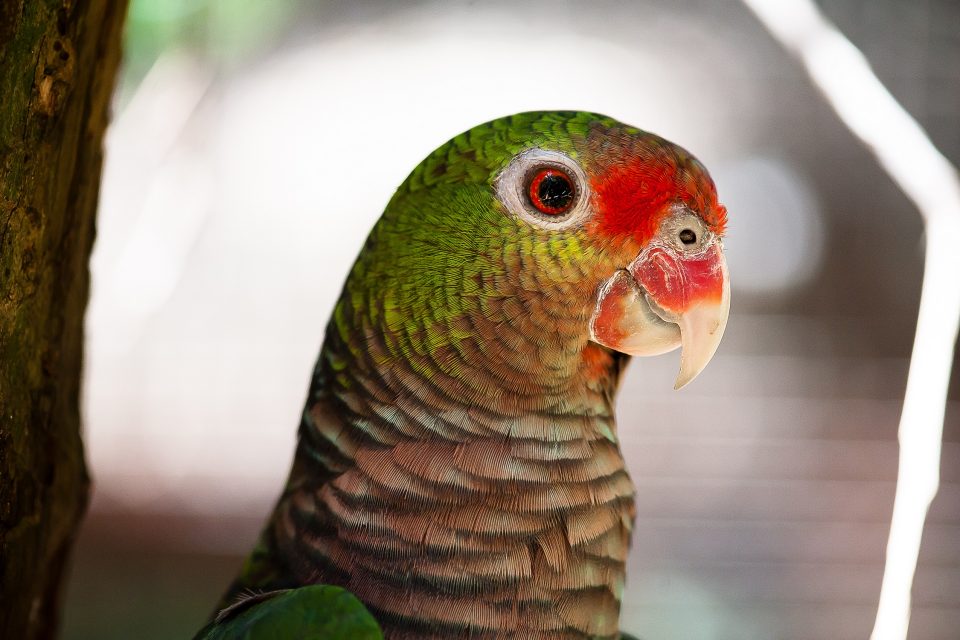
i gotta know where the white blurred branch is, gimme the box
[739,1,960,639]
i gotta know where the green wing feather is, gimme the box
[193,585,383,640]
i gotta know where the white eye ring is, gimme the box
[493,148,593,230]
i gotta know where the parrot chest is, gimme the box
[276,427,635,640]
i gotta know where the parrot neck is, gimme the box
[272,301,636,639]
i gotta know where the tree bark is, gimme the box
[0,1,127,637]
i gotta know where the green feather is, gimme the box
[194,585,382,640]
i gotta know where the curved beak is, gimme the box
[589,241,730,389]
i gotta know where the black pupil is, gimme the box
[537,173,574,211]
[679,229,697,245]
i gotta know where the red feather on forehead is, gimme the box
[588,147,728,246]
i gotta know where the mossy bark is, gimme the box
[0,1,127,637]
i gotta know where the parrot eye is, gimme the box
[494,148,592,230]
[527,169,575,215]
[679,229,697,245]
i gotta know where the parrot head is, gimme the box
[339,111,728,403]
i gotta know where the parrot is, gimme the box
[198,111,730,640]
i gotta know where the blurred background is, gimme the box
[62,1,960,639]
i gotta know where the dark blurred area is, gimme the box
[65,1,960,639]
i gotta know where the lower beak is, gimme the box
[589,242,730,389]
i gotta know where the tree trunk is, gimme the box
[0,1,127,637]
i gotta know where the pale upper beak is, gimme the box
[589,240,730,389]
